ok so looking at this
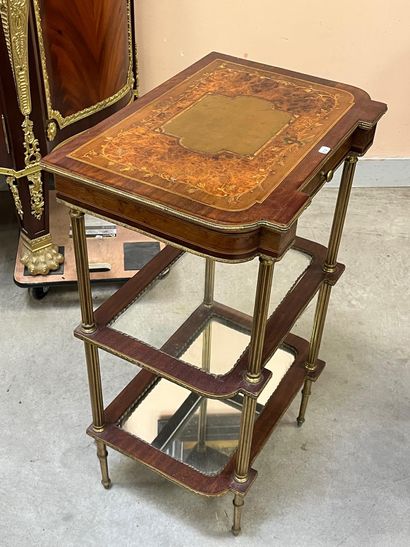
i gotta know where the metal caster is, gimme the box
[29,286,50,300]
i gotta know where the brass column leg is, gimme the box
[297,284,331,426]
[70,209,111,489]
[197,322,212,451]
[96,440,111,490]
[232,257,274,535]
[297,155,358,426]
[232,494,245,536]
[203,257,215,307]
[197,259,215,451]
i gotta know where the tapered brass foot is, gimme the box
[297,379,312,427]
[20,232,64,275]
[102,480,112,490]
[96,440,111,490]
[231,494,244,536]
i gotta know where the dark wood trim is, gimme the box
[88,422,258,497]
[77,324,273,399]
[93,236,331,327]
[55,178,298,261]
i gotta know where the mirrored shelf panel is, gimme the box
[88,331,325,496]
[120,346,295,476]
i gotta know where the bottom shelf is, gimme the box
[88,333,324,497]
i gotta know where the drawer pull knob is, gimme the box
[321,169,334,183]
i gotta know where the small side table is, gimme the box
[42,52,386,535]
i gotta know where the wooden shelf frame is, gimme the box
[75,237,343,399]
[88,332,324,497]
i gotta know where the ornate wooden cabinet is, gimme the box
[0,0,138,275]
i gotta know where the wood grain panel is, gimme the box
[0,102,10,167]
[37,0,130,117]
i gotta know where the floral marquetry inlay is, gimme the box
[69,60,354,211]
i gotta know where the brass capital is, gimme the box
[69,208,84,219]
[323,263,337,274]
[245,372,262,385]
[305,362,317,373]
[234,474,248,484]
[80,324,97,335]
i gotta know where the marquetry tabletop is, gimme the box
[42,52,386,261]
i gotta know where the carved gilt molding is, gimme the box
[0,0,44,221]
[0,0,31,115]
[6,175,24,219]
[22,115,41,164]
[27,170,44,220]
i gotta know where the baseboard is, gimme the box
[328,158,410,188]
[1,158,409,191]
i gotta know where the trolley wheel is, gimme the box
[29,286,50,300]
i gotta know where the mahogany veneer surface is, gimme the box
[37,0,130,117]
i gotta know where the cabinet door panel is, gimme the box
[36,0,130,118]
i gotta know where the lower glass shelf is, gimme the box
[120,344,295,476]
[88,333,325,497]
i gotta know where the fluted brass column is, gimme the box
[197,259,215,450]
[70,209,111,489]
[203,257,215,307]
[297,155,358,426]
[232,257,274,535]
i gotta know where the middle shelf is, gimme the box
[76,237,343,398]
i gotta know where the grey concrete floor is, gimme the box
[0,187,409,546]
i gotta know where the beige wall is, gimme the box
[135,0,409,158]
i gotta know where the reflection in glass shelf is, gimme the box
[120,345,295,476]
[180,320,249,375]
[111,250,311,372]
